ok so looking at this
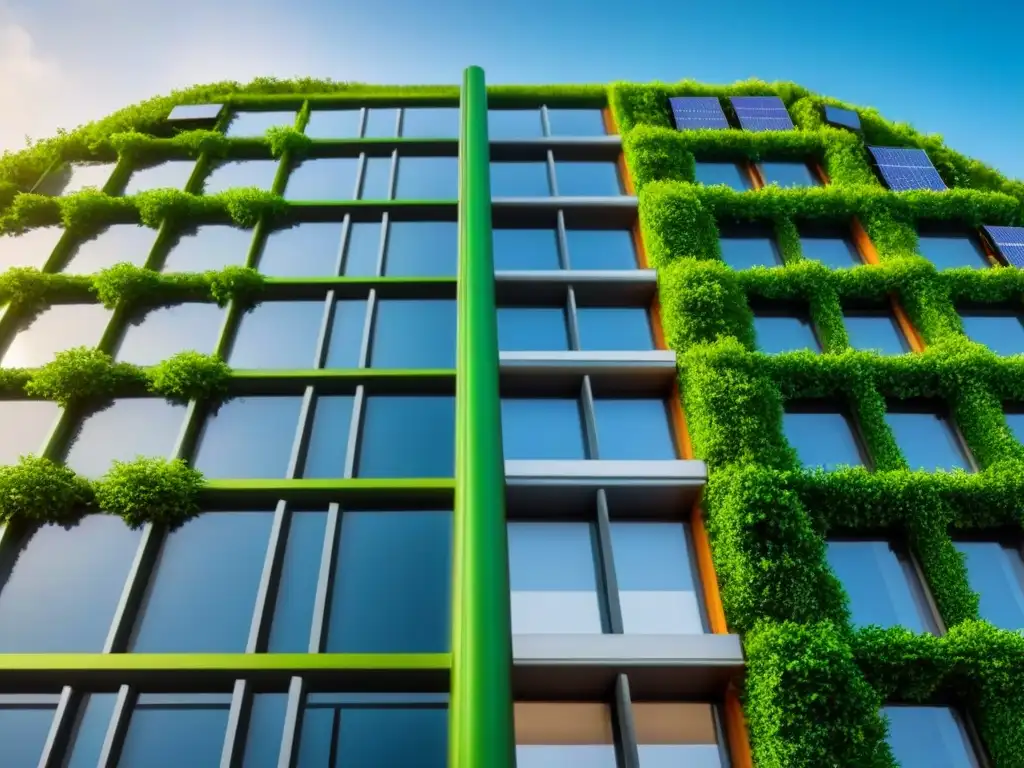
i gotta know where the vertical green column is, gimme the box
[450,65,515,768]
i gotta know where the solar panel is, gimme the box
[669,97,729,130]
[982,225,1024,268]
[824,105,862,131]
[167,104,224,123]
[730,96,794,132]
[867,146,947,192]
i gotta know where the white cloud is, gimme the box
[0,16,67,151]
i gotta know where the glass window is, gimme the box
[363,108,399,138]
[753,313,820,354]
[759,161,821,187]
[0,516,141,652]
[385,221,457,276]
[115,302,224,366]
[327,510,452,653]
[954,541,1024,631]
[577,307,654,351]
[1008,412,1024,445]
[694,161,752,191]
[0,226,63,270]
[960,314,1024,356]
[201,159,279,195]
[122,160,196,195]
[594,398,676,460]
[634,703,724,767]
[160,224,253,272]
[783,410,864,470]
[63,398,186,479]
[491,162,551,197]
[257,222,344,277]
[917,234,989,271]
[0,303,111,368]
[267,512,327,652]
[118,694,230,767]
[498,307,570,351]
[342,221,382,276]
[64,693,118,768]
[509,523,603,634]
[357,396,455,478]
[515,702,616,766]
[371,299,456,369]
[885,410,971,472]
[555,161,622,197]
[885,706,980,768]
[228,300,324,369]
[193,396,302,479]
[826,541,936,632]
[489,109,544,139]
[302,395,355,478]
[502,399,586,460]
[359,156,393,200]
[226,111,296,137]
[611,522,703,634]
[800,234,860,268]
[284,158,358,202]
[720,235,781,269]
[0,400,59,465]
[395,156,458,200]
[304,109,361,139]
[324,299,368,368]
[547,109,606,137]
[845,312,909,355]
[130,511,272,652]
[566,229,637,270]
[299,703,447,767]
[493,228,561,271]
[43,162,116,196]
[241,694,287,768]
[61,224,157,274]
[0,696,59,766]
[401,107,459,138]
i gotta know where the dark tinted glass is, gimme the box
[498,307,570,351]
[45,162,116,195]
[0,303,111,368]
[885,411,970,471]
[0,699,57,766]
[801,235,860,268]
[119,695,230,767]
[193,396,302,478]
[917,235,989,271]
[64,693,118,768]
[694,162,751,190]
[577,307,654,350]
[0,400,59,465]
[547,109,606,136]
[593,399,676,460]
[363,108,399,138]
[753,314,820,353]
[0,226,63,270]
[501,399,586,460]
[304,109,361,139]
[161,225,253,272]
[359,156,393,199]
[0,516,140,652]
[61,224,157,274]
[783,411,863,470]
[961,314,1024,355]
[491,162,550,197]
[303,396,355,478]
[954,542,1024,631]
[395,156,458,200]
[123,160,196,195]
[827,541,933,631]
[202,159,279,194]
[489,109,544,139]
[844,313,909,355]
[298,705,447,768]
[284,158,358,201]
[226,110,296,136]
[228,300,324,369]
[720,236,780,269]
[242,694,288,767]
[342,221,382,276]
[371,299,457,368]
[565,229,636,270]
[131,511,272,652]
[357,396,455,478]
[63,398,186,479]
[267,513,327,652]
[324,299,368,368]
[385,221,457,276]
[257,222,344,277]
[885,707,980,768]
[115,302,224,366]
[493,228,561,271]
[555,161,622,196]
[760,161,820,187]
[401,107,459,138]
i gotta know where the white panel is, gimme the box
[511,591,603,634]
[620,591,704,635]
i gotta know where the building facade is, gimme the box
[0,67,1022,766]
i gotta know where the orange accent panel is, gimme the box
[632,222,648,269]
[976,230,1001,267]
[650,299,667,349]
[850,217,879,265]
[747,162,765,190]
[891,299,925,352]
[813,161,831,185]
[669,382,692,461]
[724,686,755,768]
[618,153,636,196]
[690,503,728,635]
[601,107,618,136]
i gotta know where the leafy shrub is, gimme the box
[0,456,94,523]
[94,457,203,528]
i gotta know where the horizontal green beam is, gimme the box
[263,277,457,288]
[227,369,455,381]
[202,478,454,492]
[0,653,450,672]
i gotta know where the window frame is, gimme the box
[750,302,823,354]
[782,399,873,471]
[884,399,978,473]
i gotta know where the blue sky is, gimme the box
[2,0,1022,179]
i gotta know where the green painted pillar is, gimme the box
[449,65,515,768]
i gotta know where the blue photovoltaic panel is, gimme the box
[982,225,1024,268]
[730,96,794,131]
[167,104,223,123]
[824,105,862,131]
[669,97,729,130]
[867,146,947,192]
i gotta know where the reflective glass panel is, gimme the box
[885,707,980,768]
[634,703,724,768]
[193,396,303,478]
[576,307,654,350]
[491,162,551,197]
[115,302,224,366]
[359,156,393,200]
[385,221,457,277]
[257,222,344,277]
[753,314,820,353]
[594,399,676,460]
[323,299,368,368]
[65,694,118,768]
[566,229,637,270]
[694,161,751,191]
[298,705,447,768]
[303,396,354,478]
[118,694,230,767]
[783,411,864,470]
[845,313,909,355]
[0,303,111,368]
[43,162,115,196]
[801,234,860,268]
[395,156,458,200]
[489,109,544,139]
[515,702,617,767]
[363,108,399,138]
[122,160,196,195]
[498,307,570,351]
[547,109,606,137]
[342,221,382,276]
[493,228,561,271]
[720,236,780,269]
[0,698,57,766]
[960,314,1024,355]
[357,396,455,478]
[0,400,59,465]
[917,235,989,271]
[226,111,296,136]
[501,399,586,460]
[61,224,157,274]
[304,109,361,139]
[160,225,253,272]
[267,514,327,652]
[885,410,971,472]
[0,226,63,270]
[401,107,459,138]
[284,158,358,202]
[370,299,457,369]
[201,160,279,194]
[954,541,1024,631]
[555,162,622,196]
[759,161,821,187]
[228,300,324,369]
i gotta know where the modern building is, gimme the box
[0,66,1022,766]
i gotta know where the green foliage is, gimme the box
[148,351,231,402]
[91,262,165,307]
[0,267,92,310]
[207,265,265,306]
[94,457,203,528]
[0,455,94,523]
[24,348,145,406]
[266,126,313,159]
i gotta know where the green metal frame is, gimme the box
[449,66,515,768]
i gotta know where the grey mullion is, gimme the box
[545,148,558,197]
[332,215,352,276]
[103,524,161,653]
[595,489,624,634]
[276,676,306,768]
[357,108,369,139]
[581,374,600,459]
[170,398,202,464]
[540,105,552,138]
[353,153,367,201]
[309,502,341,652]
[285,386,316,480]
[313,290,337,369]
[396,107,406,138]
[246,500,291,653]
[343,385,366,479]
[358,290,378,368]
[386,149,399,200]
[556,209,572,269]
[97,685,134,768]
[566,286,582,351]
[39,686,75,768]
[614,673,641,768]
[220,680,250,768]
[375,214,391,277]
[711,705,733,767]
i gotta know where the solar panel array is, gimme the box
[824,105,862,132]
[982,225,1024,268]
[669,97,730,130]
[867,146,947,192]
[730,96,795,132]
